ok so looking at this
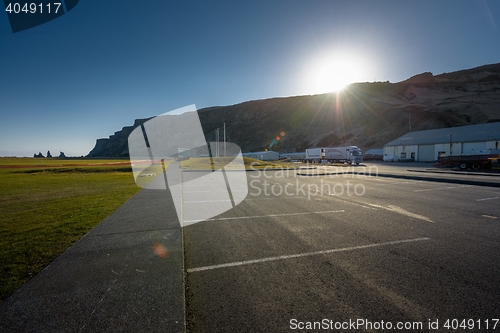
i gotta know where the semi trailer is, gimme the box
[436,153,500,170]
[305,146,363,164]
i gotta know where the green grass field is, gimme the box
[0,158,141,302]
[0,156,300,302]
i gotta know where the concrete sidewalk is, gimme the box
[0,189,185,333]
[407,167,500,177]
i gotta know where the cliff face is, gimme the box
[87,118,152,158]
[87,63,500,157]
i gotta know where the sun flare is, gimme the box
[318,61,358,92]
[304,52,368,94]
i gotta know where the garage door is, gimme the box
[417,145,434,162]
[463,142,486,155]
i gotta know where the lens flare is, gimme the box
[153,242,169,259]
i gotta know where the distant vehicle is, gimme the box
[435,153,500,170]
[279,152,306,161]
[363,149,384,161]
[305,146,363,164]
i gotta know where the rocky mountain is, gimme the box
[87,63,500,157]
[87,118,152,157]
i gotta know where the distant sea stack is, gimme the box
[87,63,500,158]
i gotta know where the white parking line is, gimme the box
[187,237,430,273]
[329,198,379,210]
[368,204,434,223]
[184,210,345,224]
[373,179,413,184]
[476,197,499,201]
[414,185,471,192]
[414,186,456,192]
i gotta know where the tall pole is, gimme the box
[217,128,220,157]
[215,129,218,157]
[450,134,453,156]
[217,128,219,157]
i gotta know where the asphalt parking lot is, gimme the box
[184,163,500,332]
[1,162,499,332]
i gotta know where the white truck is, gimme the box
[305,146,363,164]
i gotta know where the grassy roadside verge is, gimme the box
[180,156,298,170]
[0,158,141,302]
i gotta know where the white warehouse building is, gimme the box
[384,123,500,162]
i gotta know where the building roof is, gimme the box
[364,149,383,155]
[384,122,500,147]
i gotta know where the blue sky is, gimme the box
[1,0,500,157]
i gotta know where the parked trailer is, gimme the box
[435,154,500,170]
[305,146,363,164]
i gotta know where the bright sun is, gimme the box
[318,61,358,92]
[304,53,367,94]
